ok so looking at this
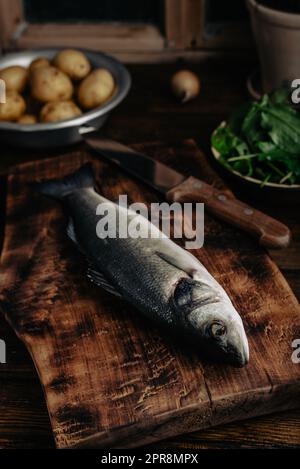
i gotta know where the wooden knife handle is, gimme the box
[166,176,291,249]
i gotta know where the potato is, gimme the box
[40,100,82,123]
[30,66,74,103]
[0,91,26,121]
[53,49,91,81]
[0,66,28,93]
[29,58,50,73]
[18,114,37,124]
[78,68,115,109]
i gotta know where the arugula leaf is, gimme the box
[257,141,277,153]
[261,104,300,154]
[211,87,300,185]
[241,103,266,150]
[212,125,250,157]
[270,87,291,105]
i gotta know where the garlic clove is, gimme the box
[171,70,200,103]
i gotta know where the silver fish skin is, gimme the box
[36,164,249,367]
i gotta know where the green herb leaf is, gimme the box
[210,87,300,185]
[261,104,300,154]
[241,104,266,150]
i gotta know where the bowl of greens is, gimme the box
[211,89,300,196]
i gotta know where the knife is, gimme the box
[85,136,291,249]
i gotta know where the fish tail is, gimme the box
[34,163,95,200]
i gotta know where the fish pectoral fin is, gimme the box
[67,218,78,245]
[67,218,87,255]
[156,246,203,278]
[87,266,123,298]
[67,219,122,298]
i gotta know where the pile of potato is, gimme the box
[0,49,115,124]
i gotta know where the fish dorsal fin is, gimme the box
[87,266,122,298]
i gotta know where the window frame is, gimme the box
[0,0,252,62]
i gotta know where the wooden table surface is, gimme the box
[0,59,299,449]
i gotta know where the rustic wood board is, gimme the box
[0,140,299,449]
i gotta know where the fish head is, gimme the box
[172,278,249,367]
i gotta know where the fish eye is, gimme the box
[210,322,227,338]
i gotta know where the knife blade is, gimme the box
[85,136,291,249]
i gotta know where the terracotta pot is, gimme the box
[247,0,300,92]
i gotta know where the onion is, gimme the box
[171,70,200,103]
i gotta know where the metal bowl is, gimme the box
[0,49,131,148]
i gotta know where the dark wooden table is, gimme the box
[0,59,299,449]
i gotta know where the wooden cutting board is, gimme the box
[0,140,300,449]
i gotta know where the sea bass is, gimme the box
[36,164,249,367]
